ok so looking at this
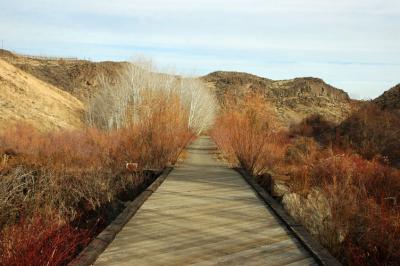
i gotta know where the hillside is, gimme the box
[373,83,400,111]
[0,50,126,101]
[1,50,357,128]
[203,71,355,126]
[333,85,400,165]
[0,58,84,131]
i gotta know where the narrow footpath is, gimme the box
[94,136,316,266]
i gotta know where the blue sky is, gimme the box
[0,0,399,99]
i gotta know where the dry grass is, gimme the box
[0,59,84,131]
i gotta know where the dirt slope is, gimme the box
[0,59,84,131]
[1,50,126,101]
[203,71,356,126]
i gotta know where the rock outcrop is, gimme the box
[203,71,354,126]
[373,83,400,111]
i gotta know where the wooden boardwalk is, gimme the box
[94,137,316,266]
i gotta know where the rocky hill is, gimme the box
[203,71,355,126]
[373,84,400,111]
[334,85,400,166]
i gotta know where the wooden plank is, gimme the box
[190,239,304,266]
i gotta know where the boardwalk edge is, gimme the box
[68,167,173,266]
[235,168,342,266]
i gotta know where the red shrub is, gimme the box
[308,154,400,204]
[344,203,400,266]
[0,214,91,266]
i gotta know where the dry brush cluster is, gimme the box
[0,61,216,265]
[212,92,286,175]
[86,60,216,135]
[212,91,400,265]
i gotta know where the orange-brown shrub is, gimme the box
[133,93,192,168]
[0,116,191,226]
[284,137,320,165]
[288,151,400,264]
[307,154,400,203]
[212,92,286,175]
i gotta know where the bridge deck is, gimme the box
[95,137,316,265]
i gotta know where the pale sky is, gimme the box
[0,0,399,99]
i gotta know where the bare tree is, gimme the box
[86,59,216,134]
[179,78,217,134]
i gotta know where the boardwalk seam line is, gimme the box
[235,167,342,266]
[68,167,173,266]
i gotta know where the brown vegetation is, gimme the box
[212,92,286,175]
[290,103,400,167]
[337,104,400,165]
[287,152,400,265]
[0,114,191,264]
[212,91,400,265]
[0,59,212,264]
[0,114,191,225]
